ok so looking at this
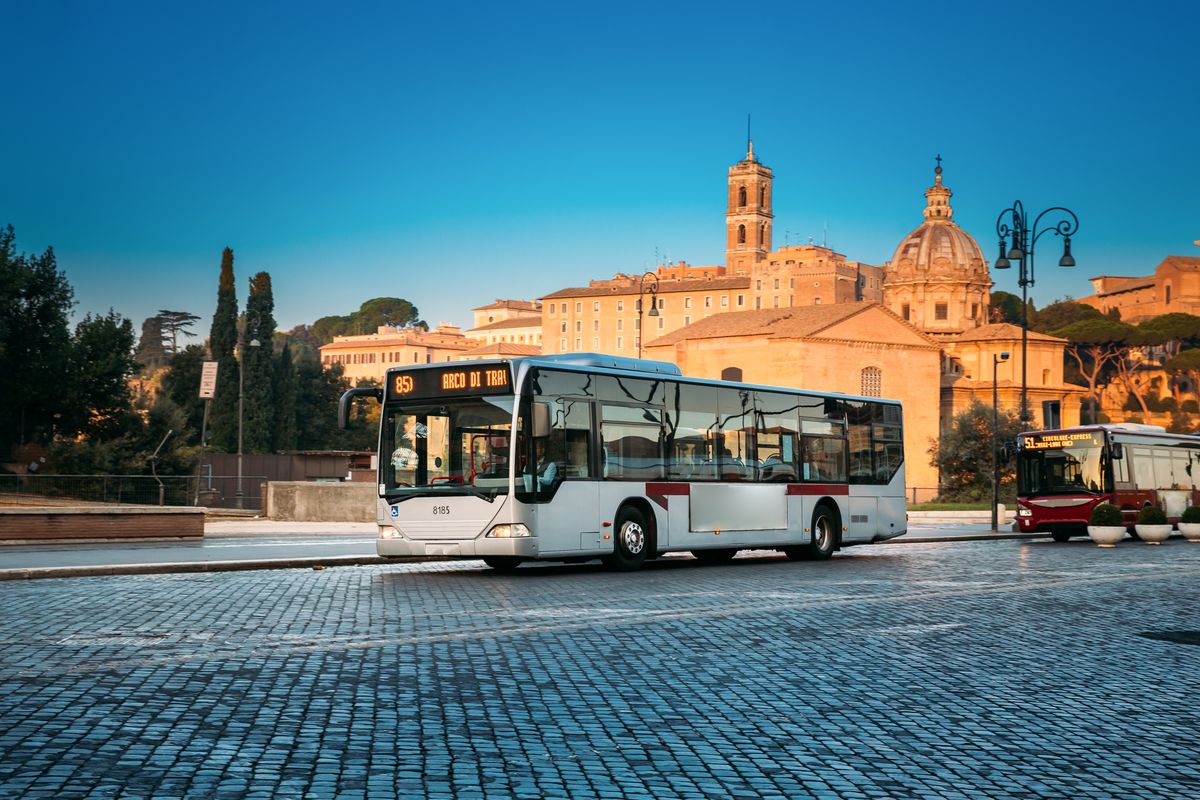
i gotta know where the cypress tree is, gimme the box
[208,247,239,452]
[272,342,298,452]
[242,271,277,453]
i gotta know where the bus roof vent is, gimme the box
[534,352,683,376]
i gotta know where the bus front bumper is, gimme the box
[376,527,539,559]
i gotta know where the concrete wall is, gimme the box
[266,481,377,523]
[0,506,204,542]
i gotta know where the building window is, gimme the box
[549,304,556,316]
[935,303,948,320]
[658,298,664,309]
[737,294,745,307]
[560,303,567,314]
[575,302,582,313]
[560,322,567,333]
[616,336,623,349]
[617,319,623,331]
[658,317,665,329]
[593,301,600,312]
[574,337,581,350]
[721,295,728,307]
[704,296,712,308]
[756,280,762,290]
[861,367,882,397]
[592,337,599,348]
[738,186,747,206]
[902,303,910,320]
[738,224,746,244]
[593,319,599,331]
[814,297,822,305]
[759,186,765,206]
[773,296,779,308]
[1043,369,1050,385]
[560,338,567,350]
[971,303,979,320]
[789,278,794,288]
[755,297,762,309]
[575,321,582,332]
[1166,285,1172,305]
[684,315,691,325]
[617,300,624,312]
[774,279,780,290]
[722,366,743,382]
[760,223,766,244]
[685,297,692,309]
[413,353,419,363]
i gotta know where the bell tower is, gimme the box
[725,141,773,274]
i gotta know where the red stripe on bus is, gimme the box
[786,484,850,496]
[645,481,690,510]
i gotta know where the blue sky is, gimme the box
[3,0,1197,338]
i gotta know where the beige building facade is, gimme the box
[1077,255,1200,323]
[320,323,475,384]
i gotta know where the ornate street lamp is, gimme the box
[993,200,1079,425]
[635,271,659,359]
[992,351,1010,530]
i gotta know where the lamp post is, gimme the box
[235,308,262,509]
[992,351,1010,530]
[635,271,660,359]
[993,200,1079,425]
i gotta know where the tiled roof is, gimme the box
[541,276,750,300]
[319,334,472,351]
[942,323,1065,343]
[463,343,541,356]
[472,299,540,311]
[644,302,933,347]
[467,317,542,333]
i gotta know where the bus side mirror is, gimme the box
[531,402,552,438]
[338,387,383,430]
[1111,443,1123,460]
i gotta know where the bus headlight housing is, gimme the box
[487,523,531,538]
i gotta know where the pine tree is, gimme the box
[242,271,278,453]
[208,248,239,452]
[272,342,298,451]
[134,316,168,371]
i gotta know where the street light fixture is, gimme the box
[992,351,1010,531]
[993,200,1079,425]
[236,306,262,510]
[635,271,660,359]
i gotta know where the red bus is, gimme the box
[1015,423,1200,541]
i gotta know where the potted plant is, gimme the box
[1179,505,1200,542]
[1135,504,1172,544]
[1087,503,1127,548]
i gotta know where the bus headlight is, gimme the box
[487,523,531,538]
[379,526,399,539]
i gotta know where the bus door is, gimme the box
[530,398,603,556]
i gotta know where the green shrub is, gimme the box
[1182,505,1200,524]
[1090,503,1124,526]
[1137,505,1167,525]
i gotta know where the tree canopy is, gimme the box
[929,400,1024,503]
[310,297,424,344]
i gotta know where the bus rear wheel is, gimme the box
[785,504,838,561]
[483,556,522,573]
[692,548,737,565]
[603,506,650,571]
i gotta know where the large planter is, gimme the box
[1179,522,1200,543]
[1087,525,1127,548]
[1135,524,1172,544]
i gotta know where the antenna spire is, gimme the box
[746,113,754,161]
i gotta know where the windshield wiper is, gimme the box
[384,485,500,504]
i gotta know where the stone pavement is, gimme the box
[2,537,1199,798]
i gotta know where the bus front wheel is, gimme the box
[604,506,650,571]
[483,556,522,573]
[786,504,838,561]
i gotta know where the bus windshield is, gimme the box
[1018,442,1109,496]
[382,396,517,501]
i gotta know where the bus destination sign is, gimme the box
[387,365,511,400]
[1022,431,1104,450]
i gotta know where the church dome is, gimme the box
[882,160,992,335]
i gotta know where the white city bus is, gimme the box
[339,354,907,571]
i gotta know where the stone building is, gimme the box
[1077,255,1200,323]
[465,299,543,349]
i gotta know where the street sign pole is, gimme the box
[196,362,219,506]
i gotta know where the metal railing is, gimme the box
[0,474,269,510]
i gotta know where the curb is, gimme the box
[0,555,407,581]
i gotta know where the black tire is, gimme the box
[691,548,737,565]
[1051,529,1073,543]
[785,504,839,561]
[482,556,522,573]
[604,506,651,571]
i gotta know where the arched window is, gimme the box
[1166,284,1172,305]
[861,367,882,397]
[721,367,743,382]
[738,224,746,244]
[738,186,747,207]
[759,223,766,245]
[759,186,765,206]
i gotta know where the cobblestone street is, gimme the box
[2,538,1199,799]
